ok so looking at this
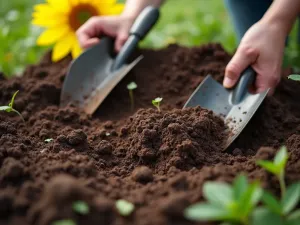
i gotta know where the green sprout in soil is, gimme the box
[257,146,288,197]
[72,200,89,215]
[0,90,25,122]
[52,219,76,225]
[45,138,53,143]
[152,97,163,112]
[184,174,262,225]
[288,74,300,81]
[127,81,137,111]
[115,199,135,216]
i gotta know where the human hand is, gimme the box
[76,15,135,52]
[223,20,286,95]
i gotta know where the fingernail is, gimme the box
[223,77,235,88]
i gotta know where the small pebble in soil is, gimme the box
[96,140,113,155]
[132,166,154,184]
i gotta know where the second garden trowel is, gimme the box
[60,6,160,115]
[183,67,269,150]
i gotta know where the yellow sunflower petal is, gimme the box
[97,3,124,15]
[69,0,79,6]
[52,34,76,62]
[37,26,70,46]
[32,16,67,27]
[71,41,83,59]
[47,0,71,13]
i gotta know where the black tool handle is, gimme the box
[230,67,256,105]
[111,6,160,71]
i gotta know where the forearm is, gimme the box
[262,0,300,34]
[122,0,165,19]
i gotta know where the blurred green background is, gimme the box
[0,0,300,77]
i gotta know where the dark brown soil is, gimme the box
[0,43,300,225]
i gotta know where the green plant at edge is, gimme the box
[152,97,163,112]
[288,74,300,81]
[45,138,53,143]
[52,219,76,225]
[184,174,262,225]
[127,82,137,111]
[115,199,135,216]
[257,146,288,197]
[72,200,89,215]
[0,90,25,123]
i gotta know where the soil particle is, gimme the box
[0,43,300,225]
[131,166,154,184]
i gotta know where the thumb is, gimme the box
[224,46,258,88]
[115,31,129,52]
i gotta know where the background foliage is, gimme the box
[0,0,300,77]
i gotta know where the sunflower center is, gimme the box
[69,4,99,31]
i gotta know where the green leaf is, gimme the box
[274,146,288,168]
[288,74,300,81]
[287,209,300,225]
[115,199,135,216]
[51,220,76,225]
[152,97,163,106]
[127,82,137,90]
[239,181,262,217]
[281,183,300,215]
[72,201,89,215]
[257,160,279,175]
[9,90,19,108]
[184,203,229,221]
[0,106,11,111]
[203,182,233,207]
[233,174,248,201]
[251,207,283,225]
[261,191,282,214]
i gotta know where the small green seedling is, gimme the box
[288,74,300,81]
[257,146,288,196]
[72,200,89,215]
[115,199,135,216]
[0,90,25,122]
[184,174,262,225]
[152,97,163,112]
[45,138,53,143]
[52,219,76,225]
[0,91,25,123]
[127,82,137,111]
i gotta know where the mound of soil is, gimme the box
[0,43,300,225]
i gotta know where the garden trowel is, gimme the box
[60,6,160,115]
[183,67,269,150]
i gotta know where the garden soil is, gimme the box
[0,43,300,225]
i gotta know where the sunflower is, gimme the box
[32,0,124,62]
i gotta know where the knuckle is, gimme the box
[225,63,240,79]
[240,46,258,58]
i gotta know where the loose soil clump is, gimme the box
[0,43,300,225]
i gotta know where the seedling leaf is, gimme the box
[45,138,53,143]
[52,219,76,225]
[261,191,282,214]
[184,203,229,221]
[239,181,262,217]
[281,182,300,215]
[0,106,11,112]
[203,182,233,207]
[288,74,300,81]
[257,160,279,175]
[233,174,248,201]
[72,200,89,215]
[152,97,163,111]
[251,207,283,225]
[9,90,19,108]
[274,146,288,168]
[116,199,135,216]
[287,209,300,221]
[127,82,137,90]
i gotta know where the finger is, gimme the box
[76,17,103,49]
[224,46,258,88]
[255,73,280,95]
[82,38,100,49]
[115,32,129,52]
